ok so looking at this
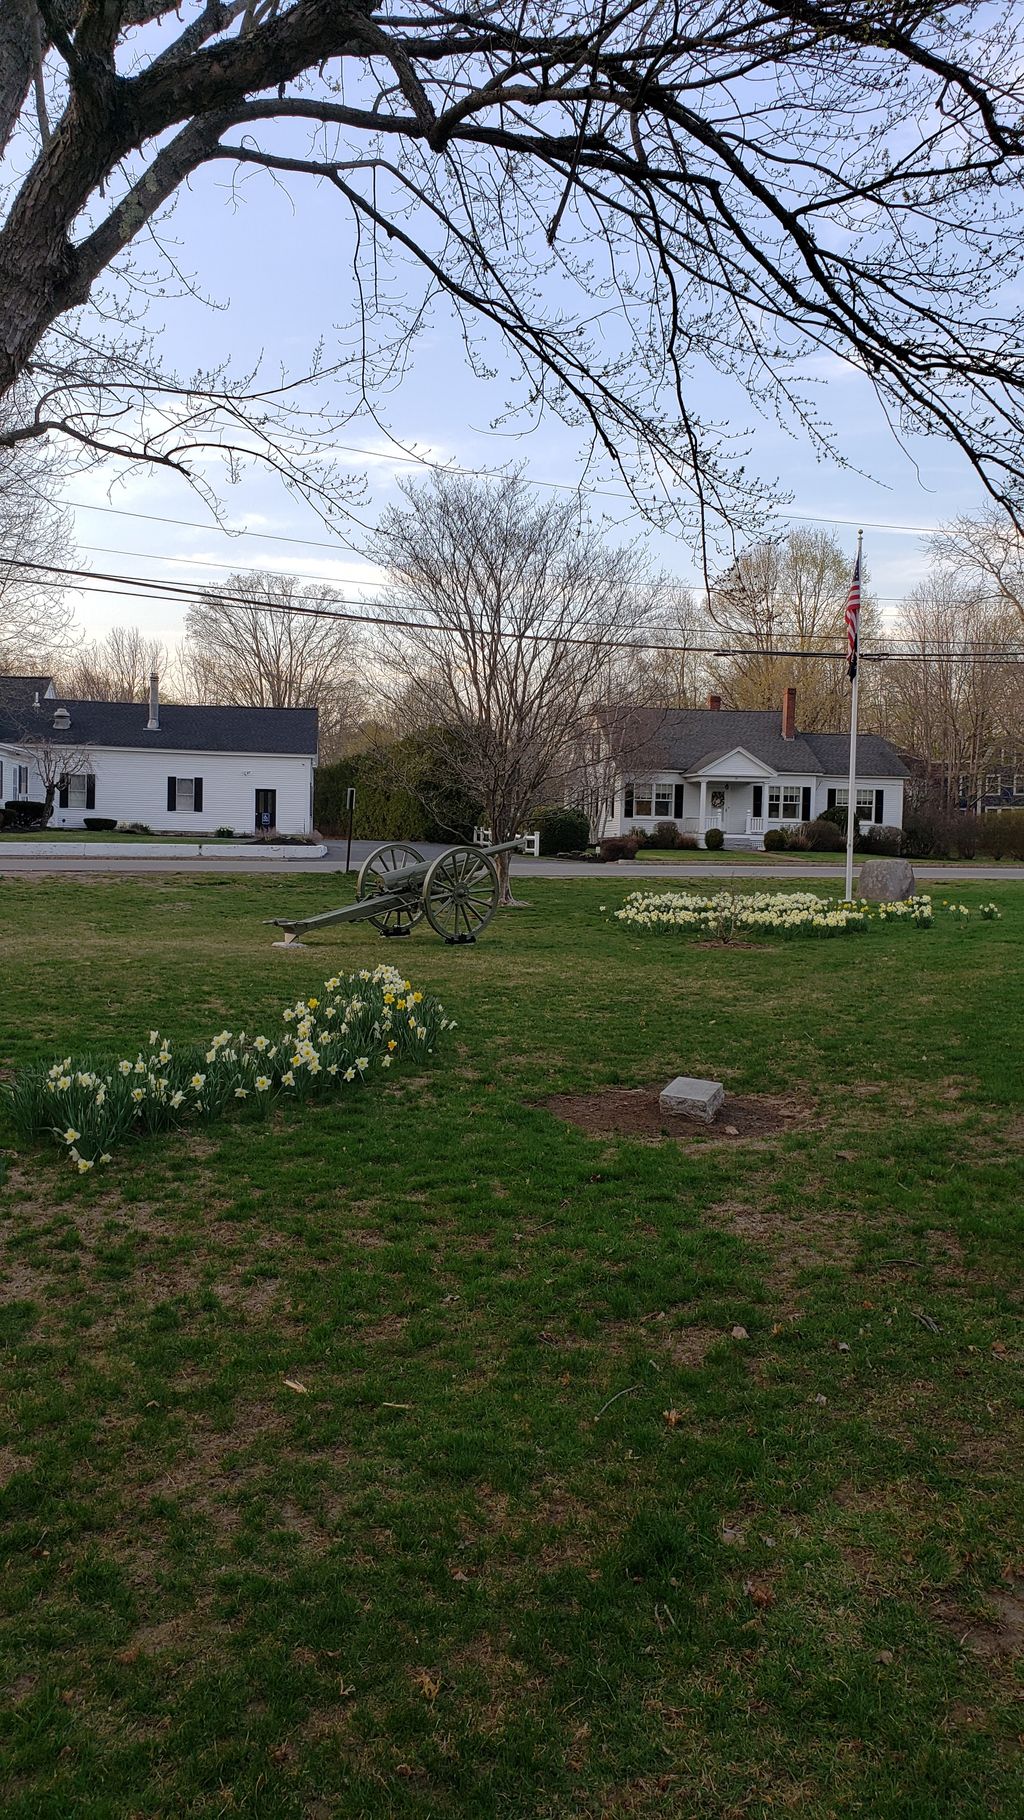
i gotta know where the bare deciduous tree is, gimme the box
[876,575,1020,805]
[369,471,664,899]
[59,624,167,701]
[179,571,358,756]
[0,409,74,671]
[2,5,1024,543]
[707,530,881,728]
[932,511,1024,637]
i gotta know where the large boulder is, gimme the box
[857,856,917,902]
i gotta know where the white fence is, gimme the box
[473,827,540,858]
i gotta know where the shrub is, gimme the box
[83,817,118,832]
[859,823,903,857]
[978,810,1024,861]
[762,828,788,852]
[2,800,48,830]
[676,832,699,850]
[600,835,640,861]
[802,818,847,852]
[626,825,653,848]
[702,826,724,850]
[901,797,980,860]
[652,819,681,849]
[536,806,590,855]
[214,825,236,839]
[117,821,152,834]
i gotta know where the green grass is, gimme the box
[629,847,1021,865]
[1,874,1022,1819]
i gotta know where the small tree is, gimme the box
[7,736,93,824]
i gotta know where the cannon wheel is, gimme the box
[356,842,425,935]
[421,846,500,942]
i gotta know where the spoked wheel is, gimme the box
[421,847,500,942]
[356,842,424,935]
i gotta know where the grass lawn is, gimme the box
[629,847,1020,866]
[1,874,1022,1819]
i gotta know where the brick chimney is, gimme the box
[707,693,722,711]
[146,672,160,732]
[782,686,797,740]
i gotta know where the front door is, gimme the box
[255,788,277,834]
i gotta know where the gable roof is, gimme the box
[0,688,318,756]
[602,706,909,778]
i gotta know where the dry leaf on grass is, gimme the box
[744,1579,776,1609]
[283,1378,308,1395]
[662,1409,685,1428]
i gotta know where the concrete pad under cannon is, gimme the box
[659,1077,725,1124]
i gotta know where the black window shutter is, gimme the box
[167,776,176,812]
[623,787,634,818]
[85,775,96,810]
[827,788,836,809]
[58,775,69,808]
[874,788,884,823]
[752,785,763,816]
[194,777,204,813]
[673,783,685,818]
[801,785,811,820]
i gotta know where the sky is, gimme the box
[54,101,997,657]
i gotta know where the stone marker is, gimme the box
[660,1076,725,1124]
[856,857,917,902]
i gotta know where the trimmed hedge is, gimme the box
[702,826,724,850]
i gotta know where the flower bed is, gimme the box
[7,964,454,1173]
[613,889,871,938]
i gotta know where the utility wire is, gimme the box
[8,555,1023,662]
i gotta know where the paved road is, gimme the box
[0,837,1021,883]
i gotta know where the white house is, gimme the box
[599,689,908,848]
[0,675,318,835]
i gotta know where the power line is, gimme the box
[8,555,1023,662]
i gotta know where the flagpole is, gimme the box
[844,528,863,901]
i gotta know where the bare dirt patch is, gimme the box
[936,1586,1024,1660]
[542,1087,814,1145]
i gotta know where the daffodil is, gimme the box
[235,1087,249,1099]
[255,1076,271,1092]
[190,1073,206,1090]
[62,1127,81,1144]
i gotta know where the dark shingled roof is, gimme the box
[602,706,909,778]
[0,682,318,756]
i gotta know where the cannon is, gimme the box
[266,838,524,947]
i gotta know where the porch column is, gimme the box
[698,777,707,837]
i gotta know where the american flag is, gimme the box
[845,547,862,682]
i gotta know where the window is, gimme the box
[767,786,801,820]
[14,764,29,798]
[833,787,875,817]
[653,784,672,817]
[633,789,653,818]
[67,774,94,807]
[167,776,204,813]
[985,772,999,795]
[1014,772,1024,795]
